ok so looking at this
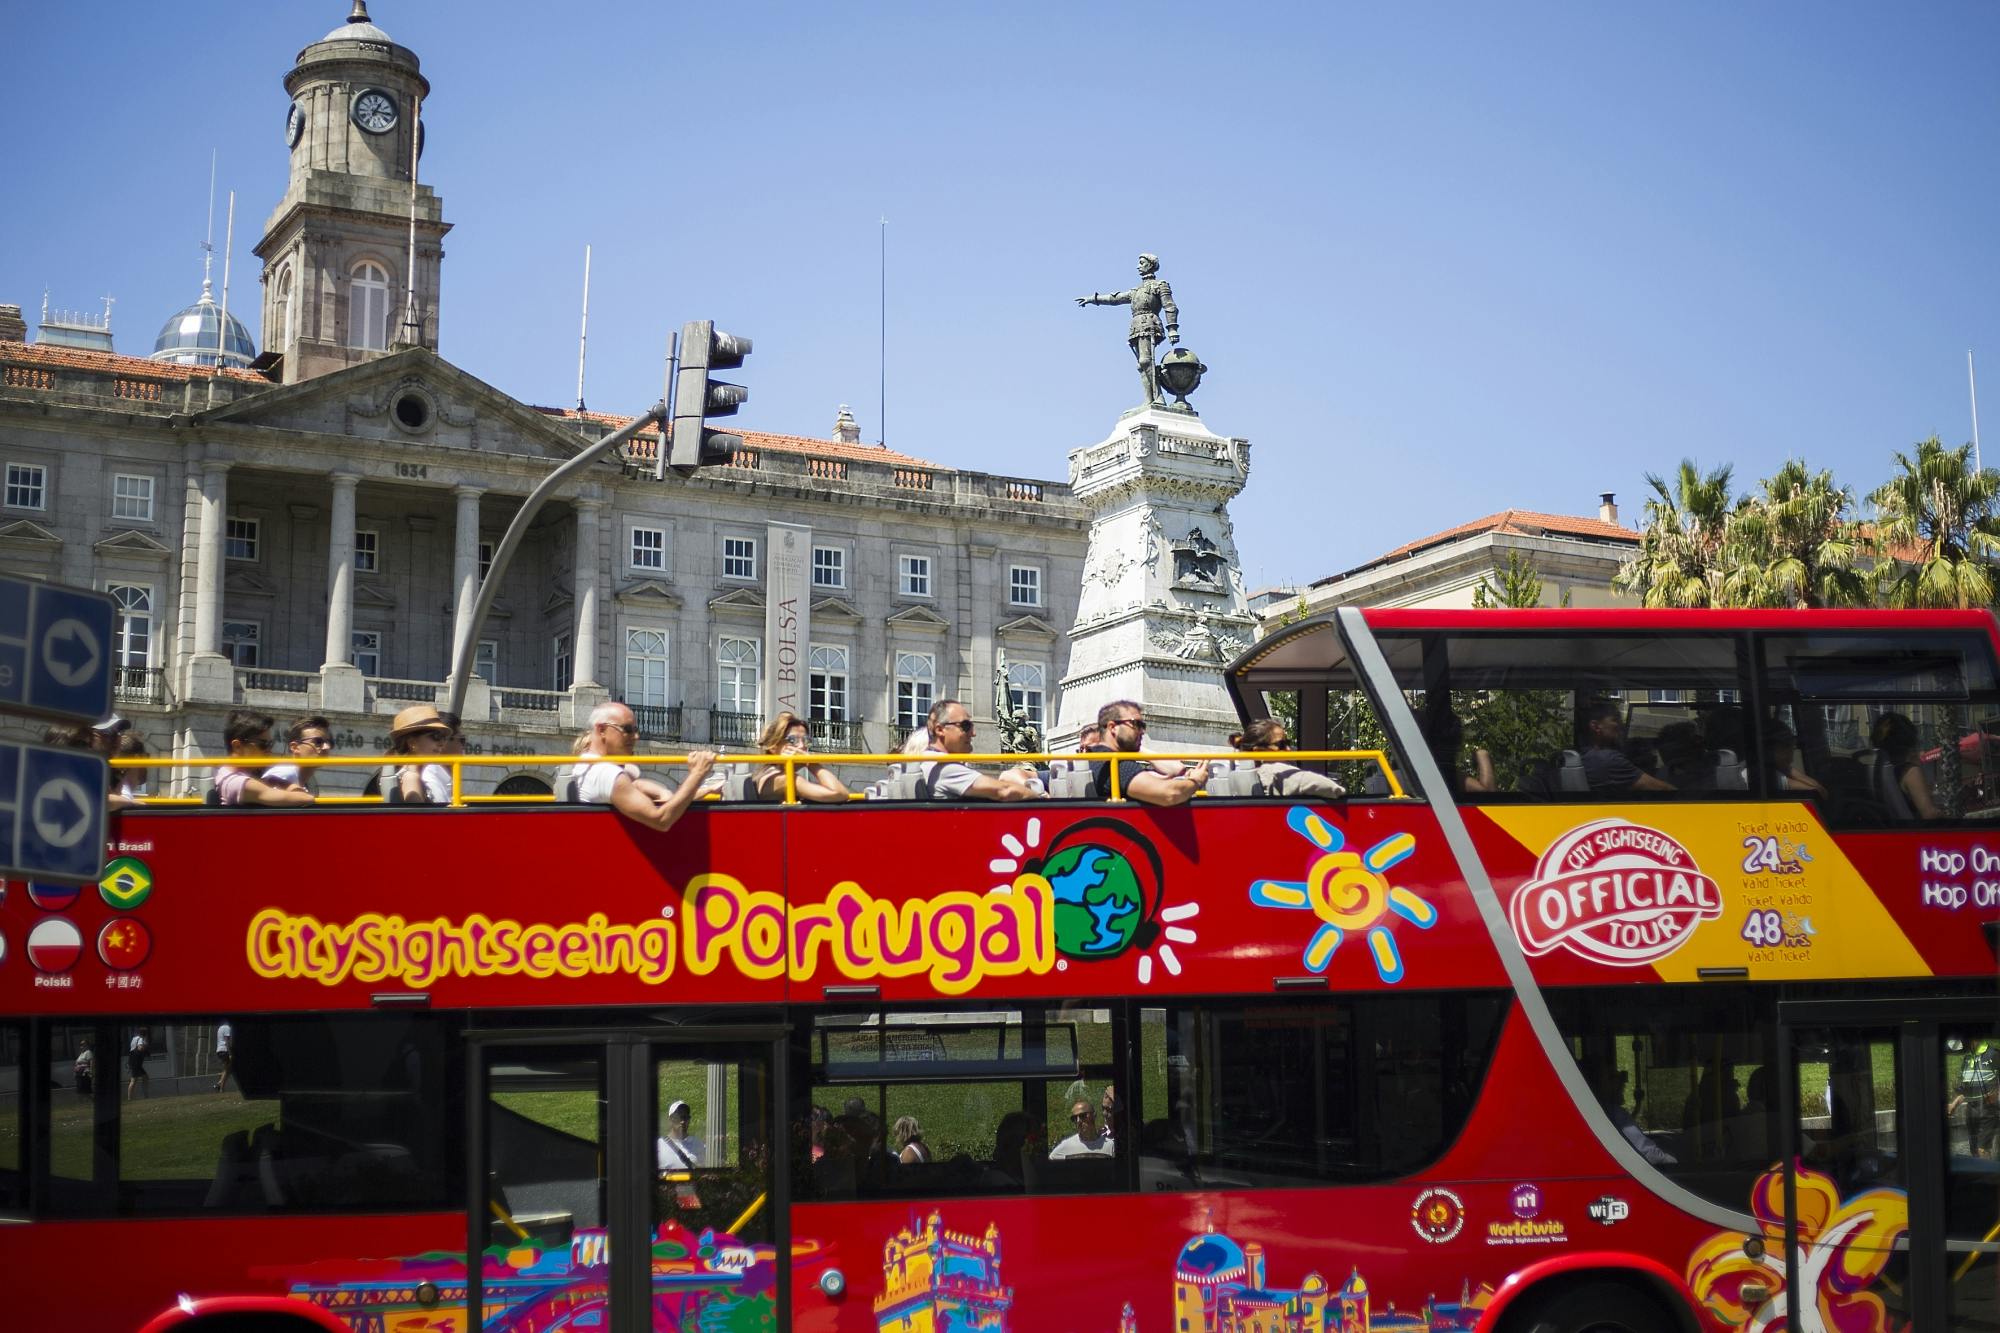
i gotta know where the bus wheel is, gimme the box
[1514,1279,1678,1333]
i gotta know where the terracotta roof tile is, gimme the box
[1373,509,1639,563]
[0,340,267,384]
[532,405,943,470]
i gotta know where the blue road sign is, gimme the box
[0,742,107,883]
[0,574,116,724]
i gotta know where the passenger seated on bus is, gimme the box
[1680,1065,1742,1160]
[921,699,1043,801]
[379,705,453,804]
[1229,720,1345,799]
[1871,712,1942,820]
[1765,721,1829,800]
[1654,722,1715,792]
[1726,1066,1773,1163]
[981,1111,1036,1189]
[1050,1097,1115,1159]
[212,710,316,807]
[1425,712,1494,796]
[563,702,717,832]
[44,720,144,811]
[752,712,850,804]
[894,1115,930,1165]
[1590,1067,1677,1165]
[1090,701,1210,806]
[1579,699,1674,795]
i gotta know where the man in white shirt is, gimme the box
[214,1021,234,1092]
[923,699,1042,802]
[1049,1097,1114,1159]
[567,702,716,832]
[262,717,334,797]
[657,1099,707,1170]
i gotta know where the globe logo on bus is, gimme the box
[993,818,1199,985]
[1044,843,1146,959]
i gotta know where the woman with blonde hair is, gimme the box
[754,711,851,803]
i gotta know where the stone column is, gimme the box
[451,485,491,722]
[320,473,365,713]
[565,498,608,725]
[183,461,235,703]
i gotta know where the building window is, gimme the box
[809,645,849,722]
[722,536,757,581]
[112,474,155,523]
[717,636,761,715]
[625,628,669,708]
[552,632,573,691]
[630,526,666,571]
[812,546,845,589]
[354,529,380,574]
[352,630,382,677]
[4,463,46,511]
[222,620,260,668]
[109,584,153,669]
[477,541,494,582]
[224,517,259,562]
[474,639,498,683]
[1007,660,1047,727]
[349,260,391,351]
[899,554,931,598]
[1009,565,1042,608]
[895,652,935,729]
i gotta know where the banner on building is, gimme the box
[763,522,812,726]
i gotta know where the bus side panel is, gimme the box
[779,802,1505,1002]
[0,1212,464,1331]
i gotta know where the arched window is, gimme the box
[348,261,390,351]
[271,268,293,352]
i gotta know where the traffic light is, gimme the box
[667,319,752,472]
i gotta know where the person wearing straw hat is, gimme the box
[567,701,717,832]
[381,705,454,805]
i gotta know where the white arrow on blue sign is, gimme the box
[0,741,108,883]
[0,574,116,724]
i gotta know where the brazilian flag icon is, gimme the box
[99,856,154,909]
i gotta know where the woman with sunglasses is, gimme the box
[1234,718,1345,800]
[753,711,851,804]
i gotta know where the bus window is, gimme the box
[799,1005,1119,1200]
[0,1022,20,1209]
[1133,992,1505,1191]
[654,1047,772,1243]
[1758,631,2000,825]
[1258,688,1409,796]
[35,1014,461,1218]
[1372,632,1751,801]
[1943,1025,2000,1326]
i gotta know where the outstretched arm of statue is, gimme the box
[1075,288,1134,307]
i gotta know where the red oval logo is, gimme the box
[1509,819,1723,966]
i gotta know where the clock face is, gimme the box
[351,88,398,135]
[285,101,306,148]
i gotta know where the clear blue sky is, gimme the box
[9,2,1998,591]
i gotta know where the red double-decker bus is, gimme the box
[2,607,1995,1332]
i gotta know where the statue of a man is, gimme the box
[1077,253,1179,407]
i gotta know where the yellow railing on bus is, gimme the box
[109,748,1405,808]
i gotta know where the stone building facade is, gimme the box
[0,5,1085,793]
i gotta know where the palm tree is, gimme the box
[1615,460,1737,607]
[1720,461,1868,608]
[1869,437,2000,609]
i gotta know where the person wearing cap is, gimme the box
[214,710,315,807]
[381,705,454,805]
[657,1099,706,1170]
[567,701,716,832]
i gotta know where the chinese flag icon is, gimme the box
[97,918,153,971]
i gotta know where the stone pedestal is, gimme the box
[183,651,238,705]
[564,683,610,731]
[319,662,366,714]
[1052,406,1257,751]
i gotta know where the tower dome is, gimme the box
[322,0,392,45]
[150,282,256,368]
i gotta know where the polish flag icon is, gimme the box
[97,918,152,971]
[27,919,83,974]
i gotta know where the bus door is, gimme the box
[1778,999,2000,1331]
[469,1029,786,1332]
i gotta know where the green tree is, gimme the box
[1615,460,1737,607]
[1721,460,1868,608]
[1472,550,1572,608]
[1868,437,2000,609]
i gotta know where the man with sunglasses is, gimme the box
[921,699,1042,801]
[1049,1095,1115,1159]
[1088,701,1209,806]
[567,701,717,832]
[212,709,316,807]
[261,715,335,797]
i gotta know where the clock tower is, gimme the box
[255,2,449,384]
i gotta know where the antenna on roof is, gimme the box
[201,150,217,299]
[1972,350,1984,474]
[398,94,423,346]
[100,295,115,332]
[888,214,896,446]
[575,244,591,412]
[216,191,236,368]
